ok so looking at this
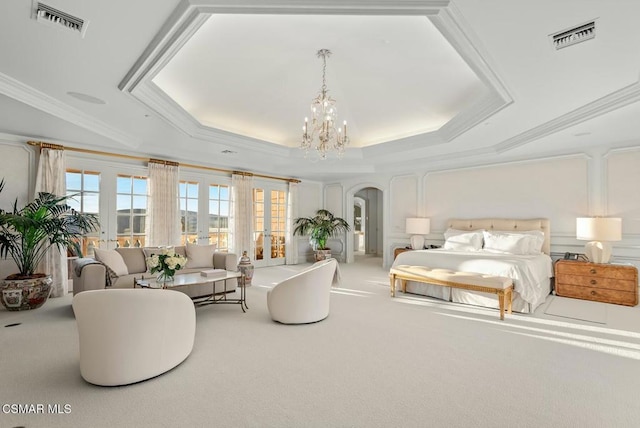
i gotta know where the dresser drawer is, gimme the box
[555,274,637,292]
[556,283,638,306]
[555,262,636,280]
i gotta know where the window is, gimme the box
[66,169,100,256]
[116,174,147,248]
[209,184,230,251]
[179,180,199,245]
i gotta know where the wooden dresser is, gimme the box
[555,260,638,306]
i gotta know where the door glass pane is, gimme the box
[117,174,148,248]
[179,181,199,245]
[253,189,264,260]
[65,169,101,257]
[270,190,286,259]
[208,184,230,251]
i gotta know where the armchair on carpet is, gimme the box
[267,258,338,324]
[72,289,196,386]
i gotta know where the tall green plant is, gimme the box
[293,209,351,250]
[0,179,99,278]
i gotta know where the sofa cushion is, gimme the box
[115,248,147,274]
[185,243,216,269]
[94,248,129,276]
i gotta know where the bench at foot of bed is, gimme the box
[389,265,514,320]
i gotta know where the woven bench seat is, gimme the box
[389,265,514,320]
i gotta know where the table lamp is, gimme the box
[405,218,430,250]
[576,217,621,263]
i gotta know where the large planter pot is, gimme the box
[1,274,53,311]
[314,249,332,261]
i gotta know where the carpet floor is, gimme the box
[2,256,640,428]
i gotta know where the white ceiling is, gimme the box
[1,0,640,182]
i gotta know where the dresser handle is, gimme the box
[590,290,597,296]
[590,268,597,274]
[590,279,597,285]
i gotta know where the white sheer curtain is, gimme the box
[34,147,68,297]
[230,173,253,256]
[147,160,180,247]
[285,181,298,265]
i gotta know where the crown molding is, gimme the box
[0,72,139,148]
[496,80,640,153]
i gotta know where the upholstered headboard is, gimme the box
[447,218,551,255]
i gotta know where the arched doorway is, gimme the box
[346,185,384,265]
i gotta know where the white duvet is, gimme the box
[392,249,553,304]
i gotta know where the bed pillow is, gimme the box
[443,229,484,251]
[482,231,531,255]
[519,230,545,254]
[93,248,129,276]
[185,243,217,269]
[487,230,545,255]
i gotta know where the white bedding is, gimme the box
[392,249,553,308]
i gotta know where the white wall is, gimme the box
[0,138,35,277]
[329,145,640,270]
[294,180,324,262]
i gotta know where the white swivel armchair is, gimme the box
[72,289,196,386]
[267,258,338,324]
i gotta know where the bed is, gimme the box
[391,218,554,314]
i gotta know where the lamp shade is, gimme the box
[576,217,622,241]
[405,218,430,235]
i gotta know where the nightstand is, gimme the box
[555,260,638,306]
[393,247,412,260]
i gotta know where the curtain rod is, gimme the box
[27,141,301,183]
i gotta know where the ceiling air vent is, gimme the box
[31,1,88,38]
[551,21,595,50]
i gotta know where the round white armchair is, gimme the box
[267,258,338,324]
[72,289,196,386]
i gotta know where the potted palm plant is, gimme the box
[0,179,99,311]
[293,209,351,261]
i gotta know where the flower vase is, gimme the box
[156,271,175,286]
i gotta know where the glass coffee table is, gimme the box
[135,271,247,312]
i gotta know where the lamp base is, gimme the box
[584,241,613,264]
[410,235,425,250]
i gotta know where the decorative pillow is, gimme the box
[185,243,217,269]
[115,248,147,274]
[443,229,484,251]
[482,231,531,255]
[93,248,129,276]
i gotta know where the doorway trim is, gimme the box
[345,183,385,265]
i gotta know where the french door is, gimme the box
[252,184,287,267]
[66,160,149,254]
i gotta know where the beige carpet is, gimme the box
[2,256,640,428]
[544,296,607,324]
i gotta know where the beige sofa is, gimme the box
[72,246,238,299]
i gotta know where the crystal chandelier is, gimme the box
[301,49,349,160]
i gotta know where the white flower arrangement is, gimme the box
[146,247,188,280]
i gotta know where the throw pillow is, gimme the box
[94,248,129,276]
[185,243,217,269]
